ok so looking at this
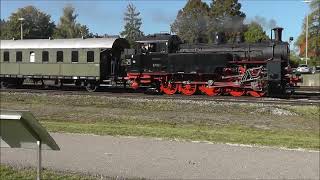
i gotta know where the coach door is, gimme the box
[100,49,113,79]
[111,49,125,78]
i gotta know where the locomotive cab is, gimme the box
[123,33,182,73]
[135,33,182,54]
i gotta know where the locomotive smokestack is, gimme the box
[273,27,283,42]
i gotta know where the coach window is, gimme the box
[87,51,94,62]
[29,51,35,62]
[16,51,22,62]
[42,51,49,62]
[71,51,78,63]
[57,51,63,62]
[3,51,9,62]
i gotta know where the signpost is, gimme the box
[0,110,60,180]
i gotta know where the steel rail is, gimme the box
[1,88,319,106]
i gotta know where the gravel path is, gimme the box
[1,133,319,179]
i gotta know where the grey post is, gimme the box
[37,140,42,180]
[0,110,60,180]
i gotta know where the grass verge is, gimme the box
[0,165,145,180]
[43,121,320,150]
[1,92,319,150]
[0,165,97,180]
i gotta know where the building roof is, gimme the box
[0,37,127,50]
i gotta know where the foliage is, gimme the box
[289,51,319,72]
[53,5,90,38]
[208,0,246,42]
[243,22,269,43]
[290,52,301,68]
[290,52,319,70]
[171,0,246,43]
[120,3,144,47]
[171,0,210,43]
[0,6,55,39]
[0,19,10,39]
[308,57,320,66]
[295,0,320,60]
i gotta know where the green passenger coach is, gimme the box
[0,37,129,91]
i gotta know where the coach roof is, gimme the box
[0,37,128,49]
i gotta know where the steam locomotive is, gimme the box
[124,27,300,97]
[0,27,300,97]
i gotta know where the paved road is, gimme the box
[1,133,319,179]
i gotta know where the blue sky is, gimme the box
[1,0,311,46]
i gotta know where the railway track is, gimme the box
[1,86,319,106]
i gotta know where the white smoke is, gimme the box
[246,16,278,31]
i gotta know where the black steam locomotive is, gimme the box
[123,28,300,97]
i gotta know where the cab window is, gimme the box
[149,43,157,52]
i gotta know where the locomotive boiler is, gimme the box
[124,28,300,97]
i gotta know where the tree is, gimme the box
[120,3,144,47]
[295,0,320,64]
[0,19,10,39]
[209,0,245,18]
[171,0,246,43]
[54,5,90,38]
[290,52,301,68]
[244,22,268,43]
[208,0,246,42]
[2,6,55,39]
[171,0,210,43]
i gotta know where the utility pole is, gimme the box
[317,2,320,59]
[306,12,309,65]
[302,0,311,65]
[18,17,25,40]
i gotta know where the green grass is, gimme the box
[42,120,320,150]
[0,165,146,180]
[1,92,319,150]
[0,165,97,180]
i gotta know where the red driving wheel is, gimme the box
[161,82,178,95]
[248,91,265,97]
[199,85,220,96]
[229,88,245,97]
[180,84,197,96]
